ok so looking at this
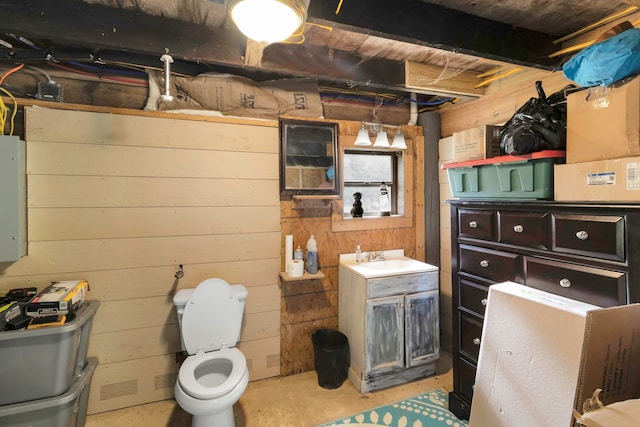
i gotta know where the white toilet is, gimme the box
[173,278,249,427]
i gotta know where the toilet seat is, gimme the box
[178,348,247,400]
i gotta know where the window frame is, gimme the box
[343,149,400,217]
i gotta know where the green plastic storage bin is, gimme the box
[443,150,565,200]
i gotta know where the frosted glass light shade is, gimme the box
[229,0,309,44]
[373,130,390,148]
[354,125,372,146]
[391,130,407,149]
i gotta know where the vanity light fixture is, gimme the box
[372,129,391,148]
[390,127,408,149]
[354,122,407,150]
[228,0,310,44]
[354,122,372,146]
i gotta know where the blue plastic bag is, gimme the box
[562,28,640,87]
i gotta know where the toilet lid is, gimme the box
[182,278,242,355]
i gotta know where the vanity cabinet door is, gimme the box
[365,296,404,375]
[405,290,440,368]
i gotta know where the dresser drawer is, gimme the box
[459,314,483,362]
[459,279,489,317]
[459,209,496,241]
[459,244,521,282]
[457,357,477,402]
[524,257,626,307]
[499,211,550,249]
[552,214,625,262]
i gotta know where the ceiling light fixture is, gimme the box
[228,0,310,44]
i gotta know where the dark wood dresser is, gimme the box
[447,200,640,420]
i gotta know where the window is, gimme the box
[343,150,403,217]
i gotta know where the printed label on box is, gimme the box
[587,172,616,186]
[626,162,640,190]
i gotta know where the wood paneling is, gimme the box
[0,107,281,415]
[27,176,279,208]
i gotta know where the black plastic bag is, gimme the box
[500,81,577,155]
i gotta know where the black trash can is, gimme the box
[311,329,350,389]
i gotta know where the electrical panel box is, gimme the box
[0,135,25,262]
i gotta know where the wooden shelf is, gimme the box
[279,270,325,282]
[292,195,339,200]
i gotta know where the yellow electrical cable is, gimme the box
[336,0,344,14]
[0,99,6,134]
[475,67,523,88]
[553,5,638,44]
[0,89,18,135]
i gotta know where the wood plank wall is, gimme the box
[0,107,282,414]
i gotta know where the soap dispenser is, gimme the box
[379,182,391,216]
[305,235,318,274]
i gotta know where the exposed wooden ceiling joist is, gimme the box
[307,0,559,70]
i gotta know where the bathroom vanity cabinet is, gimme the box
[339,265,440,393]
[448,200,640,420]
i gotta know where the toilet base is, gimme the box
[191,408,234,427]
[174,368,249,427]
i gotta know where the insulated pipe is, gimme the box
[408,92,418,125]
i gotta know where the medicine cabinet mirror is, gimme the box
[279,118,340,197]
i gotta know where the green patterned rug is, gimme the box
[317,389,469,427]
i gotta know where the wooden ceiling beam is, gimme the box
[307,0,559,70]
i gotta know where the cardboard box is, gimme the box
[554,156,640,201]
[452,125,500,162]
[567,77,640,164]
[469,282,640,427]
[26,280,89,317]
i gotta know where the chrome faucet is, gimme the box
[368,251,385,262]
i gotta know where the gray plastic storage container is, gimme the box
[0,300,99,405]
[0,358,97,427]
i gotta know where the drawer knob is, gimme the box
[473,338,481,345]
[480,260,489,268]
[469,221,478,229]
[481,298,488,306]
[576,230,589,240]
[514,224,524,233]
[560,278,571,288]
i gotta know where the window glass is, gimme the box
[343,151,397,217]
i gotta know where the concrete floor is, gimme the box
[85,352,454,427]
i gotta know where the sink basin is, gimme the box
[340,253,438,278]
[358,259,419,271]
